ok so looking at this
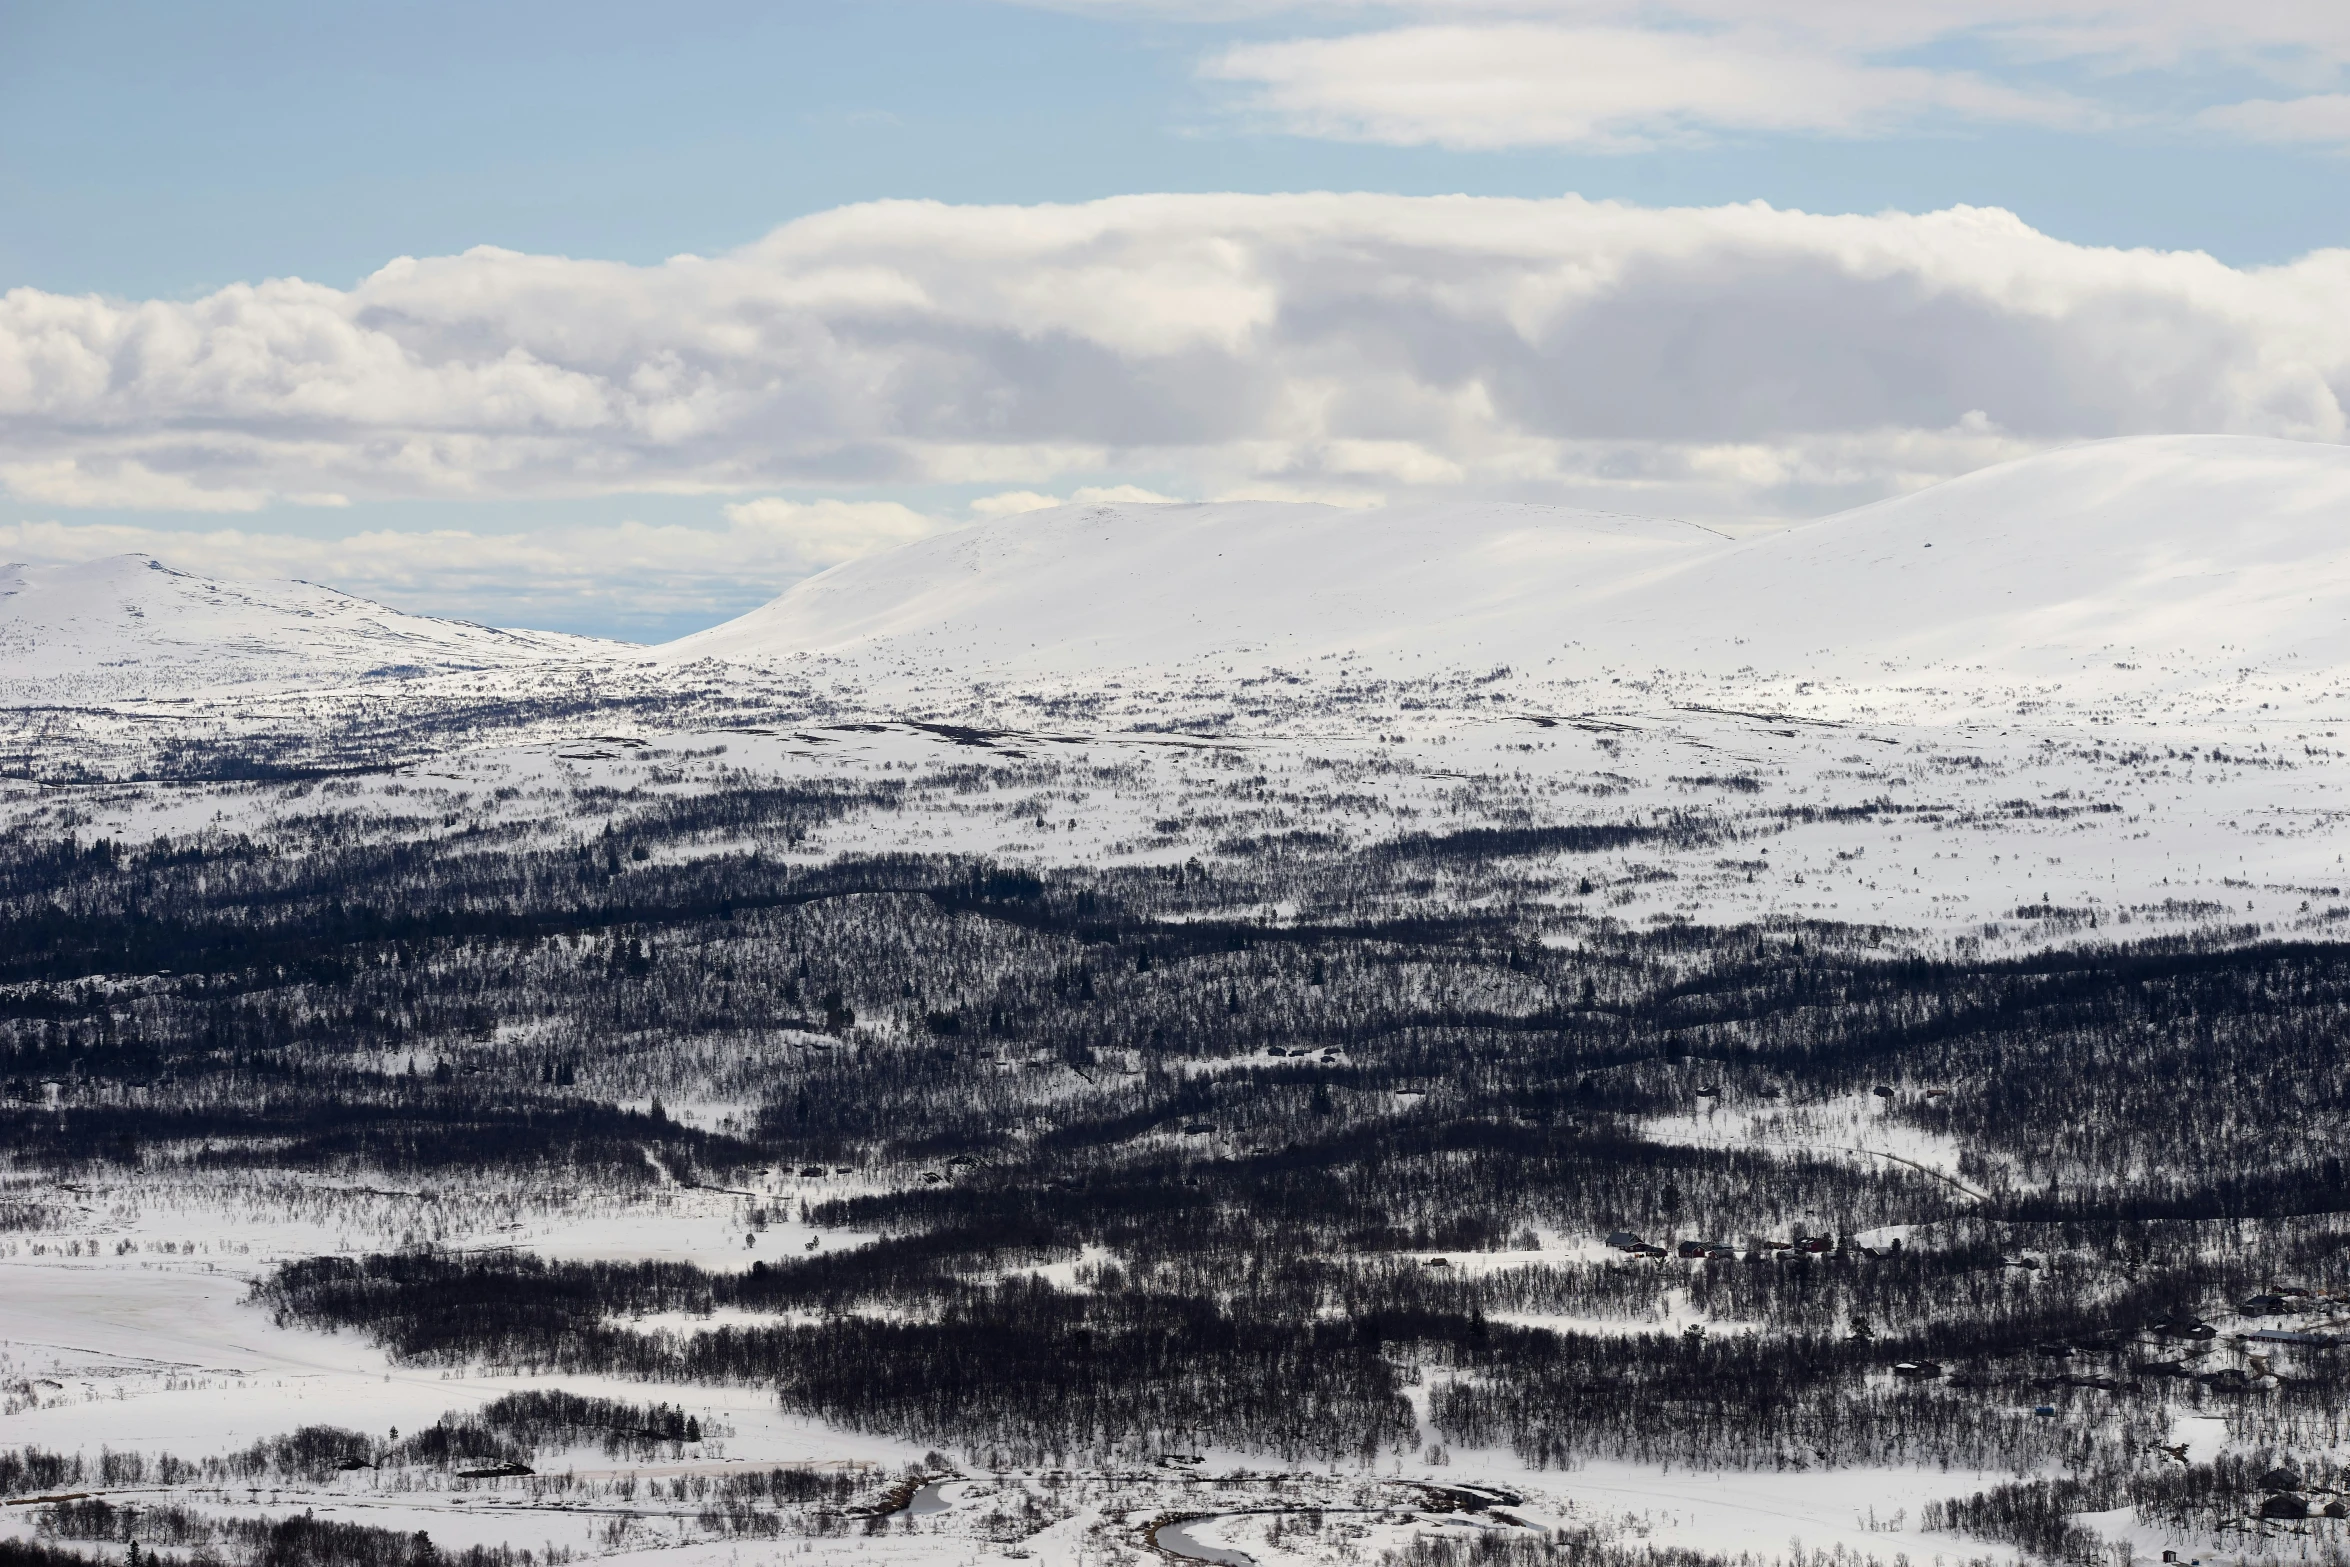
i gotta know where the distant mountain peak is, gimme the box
[0,554,628,703]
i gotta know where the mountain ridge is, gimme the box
[12,435,2350,706]
[661,497,1729,677]
[663,434,2350,691]
[0,553,626,703]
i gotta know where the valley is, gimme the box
[8,435,2350,1567]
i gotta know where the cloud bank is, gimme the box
[8,189,2350,628]
[9,193,2350,509]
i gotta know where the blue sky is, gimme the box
[9,0,2348,299]
[5,0,2350,639]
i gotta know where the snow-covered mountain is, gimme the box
[0,554,624,703]
[665,434,2350,693]
[25,435,2344,709]
[1597,433,2350,678]
[627,435,2350,951]
[662,497,1729,677]
[10,437,2350,944]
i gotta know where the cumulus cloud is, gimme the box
[5,191,2350,538]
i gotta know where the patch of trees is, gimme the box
[0,1448,85,1498]
[14,815,2350,1237]
[38,1498,549,1567]
[1377,1533,1845,1567]
[256,1232,2230,1474]
[398,1390,704,1464]
[262,1254,1416,1468]
[0,1543,117,1567]
[1371,822,1697,863]
[191,1393,707,1481]
[0,1094,743,1184]
[1923,1454,2350,1559]
[22,780,2350,1484]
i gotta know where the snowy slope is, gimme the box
[666,435,2350,692]
[1595,434,2350,678]
[663,498,1731,675]
[13,439,2350,945]
[0,554,624,702]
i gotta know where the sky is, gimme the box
[6,0,2350,641]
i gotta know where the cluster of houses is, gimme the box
[1606,1230,1837,1261]
[2239,1467,2350,1523]
[2233,1289,2348,1349]
[1687,1082,1955,1103]
[1867,1083,1953,1102]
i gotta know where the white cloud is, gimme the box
[1206,481,1390,507]
[1042,0,2350,69]
[1073,483,1184,504]
[6,191,2350,544]
[971,490,1070,517]
[0,459,275,512]
[1208,23,2093,150]
[1049,0,2350,148]
[718,496,941,562]
[971,484,1183,517]
[2197,93,2350,145]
